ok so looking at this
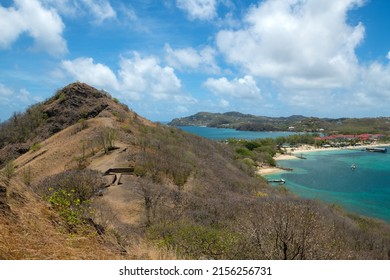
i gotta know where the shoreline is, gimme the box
[257,142,390,176]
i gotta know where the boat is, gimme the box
[351,164,356,170]
[365,147,387,153]
[267,179,285,184]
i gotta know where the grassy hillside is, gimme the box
[1,83,390,260]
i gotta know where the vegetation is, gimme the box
[2,161,15,180]
[122,124,390,259]
[225,134,318,168]
[99,127,117,154]
[35,169,106,231]
[169,111,390,134]
[0,104,47,148]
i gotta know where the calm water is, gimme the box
[267,149,390,222]
[178,126,298,140]
[176,125,390,222]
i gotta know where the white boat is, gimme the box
[267,179,286,184]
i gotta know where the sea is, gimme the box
[178,126,299,140]
[177,126,390,223]
[267,148,390,223]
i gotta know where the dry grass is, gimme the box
[0,178,122,260]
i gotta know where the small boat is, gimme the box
[267,179,286,184]
[351,164,356,170]
[365,147,387,153]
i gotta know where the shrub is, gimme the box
[48,188,85,229]
[235,147,252,157]
[150,221,240,259]
[98,127,117,154]
[77,118,88,130]
[29,142,41,152]
[36,169,105,231]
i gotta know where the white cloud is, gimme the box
[61,57,119,90]
[61,53,196,104]
[16,88,43,103]
[41,0,79,17]
[42,0,116,23]
[165,44,220,73]
[219,98,229,108]
[355,63,390,105]
[176,0,217,20]
[0,84,13,98]
[275,60,390,117]
[0,0,67,56]
[118,53,183,100]
[216,0,365,90]
[0,84,42,106]
[387,51,390,60]
[81,0,116,23]
[204,75,261,99]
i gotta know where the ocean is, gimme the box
[267,149,390,223]
[176,126,390,223]
[178,126,299,140]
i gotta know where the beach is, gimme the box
[257,143,389,175]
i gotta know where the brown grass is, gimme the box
[0,178,122,260]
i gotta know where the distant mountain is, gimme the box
[169,112,390,134]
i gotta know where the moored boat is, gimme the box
[267,179,285,184]
[365,147,387,153]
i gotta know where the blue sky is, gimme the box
[0,0,390,122]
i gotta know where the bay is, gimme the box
[178,126,298,140]
[176,125,390,223]
[267,148,390,222]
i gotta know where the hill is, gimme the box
[1,82,390,260]
[169,112,390,134]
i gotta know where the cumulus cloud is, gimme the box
[118,53,183,100]
[216,0,365,89]
[61,53,195,104]
[387,51,390,60]
[204,75,261,99]
[176,0,217,20]
[355,63,390,105]
[0,0,67,56]
[61,57,119,90]
[165,44,220,73]
[275,60,390,117]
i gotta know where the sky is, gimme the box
[0,0,390,122]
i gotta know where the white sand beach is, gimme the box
[257,142,390,176]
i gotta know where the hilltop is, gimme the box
[1,82,390,260]
[169,112,390,134]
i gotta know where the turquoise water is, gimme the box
[178,126,298,140]
[267,148,390,222]
[176,125,390,222]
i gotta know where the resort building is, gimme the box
[315,134,385,146]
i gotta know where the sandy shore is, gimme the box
[257,142,390,176]
[257,166,286,175]
[284,143,389,155]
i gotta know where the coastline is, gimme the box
[257,142,390,176]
